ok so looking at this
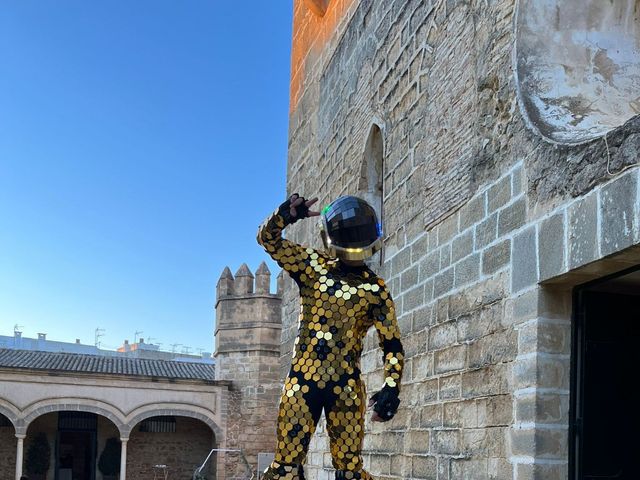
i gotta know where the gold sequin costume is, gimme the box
[257,203,404,480]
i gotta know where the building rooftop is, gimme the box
[0,349,216,382]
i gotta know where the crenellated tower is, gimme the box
[214,262,284,473]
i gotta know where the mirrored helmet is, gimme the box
[319,195,383,261]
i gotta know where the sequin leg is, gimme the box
[326,377,373,478]
[263,374,323,479]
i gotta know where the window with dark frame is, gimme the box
[139,416,176,433]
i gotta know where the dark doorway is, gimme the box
[56,412,97,480]
[571,267,640,479]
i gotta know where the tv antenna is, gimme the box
[170,343,182,353]
[13,324,24,334]
[95,328,105,348]
[182,346,192,355]
[134,330,144,343]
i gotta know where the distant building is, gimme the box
[0,332,213,363]
[0,262,283,480]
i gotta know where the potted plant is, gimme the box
[25,432,50,480]
[98,437,121,480]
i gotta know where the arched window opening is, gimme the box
[515,0,640,144]
[358,124,385,266]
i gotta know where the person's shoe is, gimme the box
[263,461,305,479]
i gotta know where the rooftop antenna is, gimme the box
[134,330,143,343]
[182,346,192,355]
[146,336,156,345]
[95,328,105,348]
[170,343,182,353]
[196,347,205,355]
[14,324,24,334]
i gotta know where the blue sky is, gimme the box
[0,2,293,353]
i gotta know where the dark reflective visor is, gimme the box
[324,196,380,248]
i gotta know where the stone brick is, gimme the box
[498,197,527,237]
[419,403,443,428]
[459,193,486,229]
[411,233,431,263]
[419,250,441,280]
[401,264,420,292]
[428,321,458,350]
[482,239,511,275]
[452,230,474,262]
[438,212,460,246]
[477,394,513,427]
[450,458,488,480]
[412,455,437,479]
[568,193,598,269]
[600,172,638,256]
[461,364,509,398]
[475,212,498,249]
[433,267,454,298]
[431,429,460,455]
[438,373,462,400]
[457,303,504,342]
[439,243,452,269]
[512,226,538,293]
[402,284,425,312]
[454,252,480,287]
[538,213,566,280]
[488,175,512,213]
[443,399,477,428]
[434,344,467,374]
[512,165,524,196]
[467,328,517,368]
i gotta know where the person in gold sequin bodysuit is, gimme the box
[257,194,404,480]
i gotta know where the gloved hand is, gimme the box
[278,193,320,225]
[368,385,400,422]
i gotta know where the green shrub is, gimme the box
[98,437,121,476]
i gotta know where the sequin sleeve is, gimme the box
[257,208,327,285]
[370,279,404,391]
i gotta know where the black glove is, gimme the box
[278,193,310,225]
[370,385,400,422]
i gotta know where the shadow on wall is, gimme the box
[515,0,640,144]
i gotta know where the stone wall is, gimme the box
[0,423,16,480]
[283,0,640,479]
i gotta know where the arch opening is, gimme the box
[1,413,17,478]
[515,0,640,144]
[128,414,217,479]
[24,410,121,480]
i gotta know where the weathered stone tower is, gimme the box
[214,262,284,475]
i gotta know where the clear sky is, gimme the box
[0,2,293,354]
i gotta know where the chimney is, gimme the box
[139,338,144,344]
[76,339,81,344]
[38,333,46,341]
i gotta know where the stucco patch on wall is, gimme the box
[515,0,640,144]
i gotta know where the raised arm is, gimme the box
[257,193,323,282]
[369,279,404,421]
